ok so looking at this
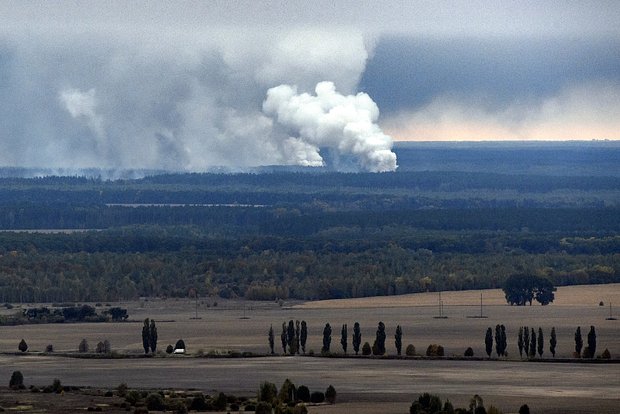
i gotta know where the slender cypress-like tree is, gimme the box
[395,325,403,356]
[501,325,507,357]
[574,326,583,357]
[149,319,158,353]
[485,327,493,358]
[341,324,348,354]
[549,327,557,358]
[295,320,301,354]
[268,325,275,354]
[523,326,530,357]
[495,325,502,357]
[352,322,361,355]
[587,326,596,358]
[537,327,544,357]
[373,321,386,355]
[300,321,308,354]
[281,322,287,354]
[287,320,296,355]
[322,323,332,353]
[529,328,537,358]
[142,318,150,354]
[518,326,524,358]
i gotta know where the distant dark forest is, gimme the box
[0,142,618,302]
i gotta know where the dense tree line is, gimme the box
[0,229,616,302]
[0,167,616,302]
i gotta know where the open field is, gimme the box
[0,284,619,413]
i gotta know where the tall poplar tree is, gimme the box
[587,326,596,358]
[537,327,543,357]
[287,320,296,355]
[523,326,530,357]
[268,325,275,354]
[485,327,493,358]
[529,328,536,358]
[518,326,524,358]
[340,324,348,354]
[300,321,308,354]
[373,322,386,355]
[281,322,287,354]
[322,323,332,354]
[142,318,150,354]
[549,327,557,358]
[149,319,158,353]
[395,325,403,356]
[352,322,362,355]
[574,326,583,357]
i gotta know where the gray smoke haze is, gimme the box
[0,28,385,171]
[1,1,618,171]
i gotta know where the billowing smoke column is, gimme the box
[263,81,397,172]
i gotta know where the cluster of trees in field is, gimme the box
[409,392,522,414]
[502,274,556,305]
[1,304,128,325]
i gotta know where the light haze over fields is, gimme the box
[0,1,619,171]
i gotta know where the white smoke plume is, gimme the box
[263,81,397,172]
[0,26,383,173]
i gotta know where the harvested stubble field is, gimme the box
[0,284,619,413]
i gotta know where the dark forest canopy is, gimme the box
[0,142,617,302]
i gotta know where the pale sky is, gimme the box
[0,1,618,170]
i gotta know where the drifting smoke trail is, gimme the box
[263,81,397,172]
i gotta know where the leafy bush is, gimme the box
[213,392,227,411]
[174,339,186,350]
[145,393,165,411]
[279,379,296,404]
[297,385,310,402]
[325,385,336,404]
[189,394,208,411]
[255,401,272,414]
[410,392,442,414]
[426,344,445,357]
[166,344,174,354]
[258,381,278,403]
[464,347,474,357]
[310,391,325,403]
[405,344,416,356]
[9,370,25,389]
[602,348,611,359]
[45,344,54,352]
[116,383,128,397]
[52,378,63,393]
[18,339,28,352]
[125,390,142,406]
[361,342,371,356]
[78,338,89,353]
[293,405,308,414]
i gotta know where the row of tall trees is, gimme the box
[484,325,599,359]
[270,321,406,356]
